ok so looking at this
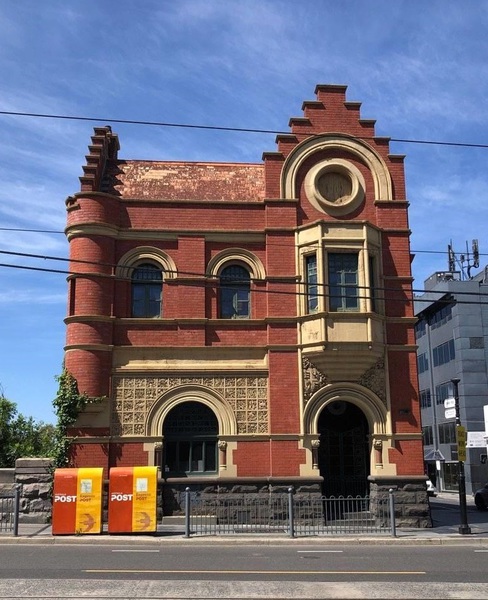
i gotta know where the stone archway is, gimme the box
[317,400,370,497]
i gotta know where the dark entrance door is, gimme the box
[318,401,370,497]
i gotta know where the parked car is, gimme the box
[474,483,488,510]
[426,479,437,497]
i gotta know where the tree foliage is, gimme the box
[0,390,56,468]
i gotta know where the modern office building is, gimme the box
[63,84,429,524]
[415,267,488,495]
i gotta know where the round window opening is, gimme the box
[304,159,366,216]
[317,171,352,204]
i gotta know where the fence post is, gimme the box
[288,487,295,538]
[184,487,191,538]
[13,485,20,537]
[389,488,396,538]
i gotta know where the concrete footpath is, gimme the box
[3,493,488,545]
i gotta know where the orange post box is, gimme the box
[108,466,158,533]
[52,468,103,535]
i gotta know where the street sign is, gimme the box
[444,398,456,409]
[467,431,487,448]
[445,407,456,419]
[457,425,467,462]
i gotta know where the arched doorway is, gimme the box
[163,401,218,476]
[318,400,370,497]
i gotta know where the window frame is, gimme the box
[438,421,456,444]
[131,262,163,318]
[435,381,453,406]
[433,339,455,367]
[304,253,319,314]
[219,263,251,319]
[419,389,432,409]
[327,251,360,312]
[422,425,434,446]
[417,352,429,374]
[163,401,219,477]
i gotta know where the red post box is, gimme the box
[108,466,158,533]
[52,468,103,535]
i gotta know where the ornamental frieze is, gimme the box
[111,375,268,436]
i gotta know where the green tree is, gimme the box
[0,390,55,467]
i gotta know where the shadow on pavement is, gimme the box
[430,493,488,533]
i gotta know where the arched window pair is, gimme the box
[130,262,251,319]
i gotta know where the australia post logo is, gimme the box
[54,494,77,503]
[110,492,133,502]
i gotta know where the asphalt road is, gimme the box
[0,542,488,598]
[1,492,488,599]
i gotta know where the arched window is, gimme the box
[163,402,218,476]
[219,265,250,319]
[131,263,162,318]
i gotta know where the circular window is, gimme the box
[304,159,365,216]
[317,171,352,203]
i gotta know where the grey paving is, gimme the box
[0,579,487,599]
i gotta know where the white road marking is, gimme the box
[297,550,344,553]
[111,549,160,553]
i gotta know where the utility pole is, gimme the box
[451,377,471,535]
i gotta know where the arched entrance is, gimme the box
[163,401,218,476]
[318,400,370,497]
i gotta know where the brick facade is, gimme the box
[63,84,430,526]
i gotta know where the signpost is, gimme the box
[451,378,471,535]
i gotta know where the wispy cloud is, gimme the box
[0,0,488,421]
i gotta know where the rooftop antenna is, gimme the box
[467,239,479,279]
[448,239,480,280]
[448,242,456,272]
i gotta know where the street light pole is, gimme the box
[451,377,471,535]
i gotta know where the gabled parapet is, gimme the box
[79,126,120,192]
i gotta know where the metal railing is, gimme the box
[0,486,20,536]
[183,487,396,538]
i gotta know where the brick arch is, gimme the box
[281,133,393,201]
[145,385,237,437]
[303,382,387,437]
[115,246,178,279]
[206,248,266,280]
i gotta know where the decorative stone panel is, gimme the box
[302,357,328,402]
[357,357,386,406]
[112,376,268,436]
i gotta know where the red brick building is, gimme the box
[64,85,429,524]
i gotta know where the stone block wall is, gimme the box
[0,458,53,524]
[369,477,432,528]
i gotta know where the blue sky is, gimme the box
[1,1,488,424]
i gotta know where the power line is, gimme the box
[0,227,65,234]
[1,109,487,149]
[1,248,486,297]
[1,255,487,307]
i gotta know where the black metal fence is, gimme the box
[0,486,20,536]
[182,487,396,537]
